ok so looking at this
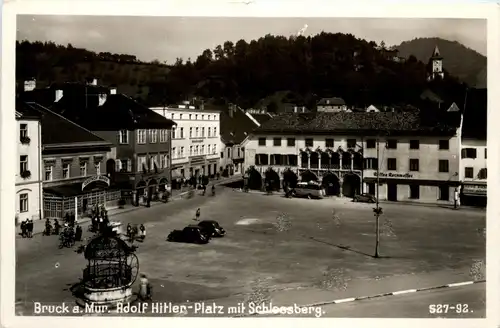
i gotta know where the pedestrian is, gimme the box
[127,223,132,239]
[195,208,201,221]
[75,224,82,241]
[44,218,52,236]
[27,219,34,238]
[138,274,151,301]
[139,224,146,241]
[454,187,460,209]
[53,219,60,235]
[20,220,27,238]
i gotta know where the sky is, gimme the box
[16,15,486,63]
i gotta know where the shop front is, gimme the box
[43,175,121,219]
[460,182,487,207]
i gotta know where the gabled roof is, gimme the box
[447,102,461,112]
[254,111,461,136]
[18,102,112,146]
[317,97,346,106]
[220,108,259,145]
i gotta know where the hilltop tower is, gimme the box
[428,45,444,81]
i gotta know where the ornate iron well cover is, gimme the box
[75,232,139,307]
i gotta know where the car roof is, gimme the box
[199,220,217,224]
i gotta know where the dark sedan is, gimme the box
[353,193,376,203]
[167,226,210,244]
[197,220,226,237]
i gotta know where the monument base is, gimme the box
[76,285,135,308]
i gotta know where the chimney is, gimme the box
[55,89,63,102]
[110,87,117,95]
[23,79,36,92]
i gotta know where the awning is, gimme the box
[462,183,487,197]
[44,182,113,197]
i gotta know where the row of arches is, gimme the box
[245,167,361,197]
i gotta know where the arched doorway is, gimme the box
[106,159,116,178]
[283,169,298,188]
[301,170,318,183]
[247,167,262,190]
[322,172,341,196]
[265,168,280,191]
[342,173,361,198]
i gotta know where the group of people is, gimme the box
[126,223,146,242]
[90,204,109,233]
[20,219,34,238]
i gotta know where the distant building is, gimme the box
[15,104,43,224]
[428,45,444,81]
[151,102,221,180]
[316,97,347,112]
[366,105,380,112]
[283,103,309,113]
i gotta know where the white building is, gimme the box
[151,103,221,179]
[15,105,43,224]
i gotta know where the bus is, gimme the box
[293,181,325,199]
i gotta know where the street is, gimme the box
[15,186,486,317]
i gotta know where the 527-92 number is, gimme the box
[429,304,470,314]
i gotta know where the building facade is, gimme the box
[151,104,221,181]
[15,104,43,224]
[459,138,487,205]
[243,111,463,205]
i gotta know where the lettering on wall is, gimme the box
[374,172,413,178]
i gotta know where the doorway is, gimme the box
[387,183,398,201]
[367,182,376,196]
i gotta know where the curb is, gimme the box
[238,279,486,317]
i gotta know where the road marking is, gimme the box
[392,289,417,295]
[447,281,474,287]
[333,297,356,303]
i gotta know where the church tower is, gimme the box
[428,45,444,81]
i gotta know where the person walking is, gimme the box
[20,220,27,238]
[74,224,83,242]
[454,187,460,210]
[44,218,52,236]
[27,219,34,238]
[138,274,152,301]
[53,219,61,235]
[195,208,201,221]
[139,224,146,241]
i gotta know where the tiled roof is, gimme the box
[317,97,346,106]
[462,88,486,139]
[254,111,461,136]
[220,109,259,145]
[51,93,176,130]
[18,102,112,146]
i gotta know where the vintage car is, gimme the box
[197,220,226,237]
[353,193,377,203]
[167,226,210,244]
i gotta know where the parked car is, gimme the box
[197,220,226,237]
[353,193,376,203]
[167,226,210,244]
[293,182,325,199]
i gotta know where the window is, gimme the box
[20,155,28,173]
[189,127,193,138]
[20,123,28,139]
[190,146,193,156]
[439,185,449,201]
[208,145,211,154]
[213,144,217,154]
[366,139,376,149]
[325,139,334,148]
[202,145,205,154]
[160,155,166,168]
[387,158,397,170]
[287,138,295,147]
[202,127,205,137]
[180,114,183,120]
[44,165,53,181]
[273,138,282,146]
[485,148,487,159]
[171,113,175,120]
[386,139,397,149]
[438,160,449,173]
[409,185,420,199]
[172,127,177,139]
[62,163,70,179]
[258,138,266,146]
[119,130,128,144]
[220,151,224,159]
[95,162,101,175]
[180,127,184,138]
[189,114,192,120]
[160,129,168,143]
[150,129,158,143]
[347,139,356,148]
[364,158,378,170]
[137,129,146,144]
[180,147,184,157]
[19,193,28,213]
[461,148,477,159]
[121,159,130,172]
[80,162,87,176]
[465,167,474,178]
[439,140,449,150]
[195,114,198,120]
[478,168,487,179]
[409,140,419,149]
[195,145,199,155]
[195,127,199,137]
[237,148,241,157]
[208,127,211,137]
[214,127,217,136]
[305,138,313,147]
[202,115,205,120]
[409,159,419,171]
[137,156,147,172]
[208,115,211,120]
[172,147,177,159]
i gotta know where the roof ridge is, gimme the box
[25,102,109,144]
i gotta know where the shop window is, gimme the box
[439,185,450,201]
[409,185,420,199]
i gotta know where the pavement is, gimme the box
[17,175,243,237]
[15,184,485,317]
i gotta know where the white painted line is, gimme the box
[333,297,356,303]
[392,289,418,295]
[447,281,474,287]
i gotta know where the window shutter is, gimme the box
[127,160,132,172]
[116,160,122,171]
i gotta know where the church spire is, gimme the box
[431,45,443,59]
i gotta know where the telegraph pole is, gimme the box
[374,137,381,258]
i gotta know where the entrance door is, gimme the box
[367,183,376,195]
[387,183,398,201]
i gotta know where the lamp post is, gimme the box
[374,137,381,258]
